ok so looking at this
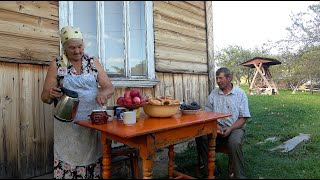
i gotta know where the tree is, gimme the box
[214,45,272,86]
[272,2,320,93]
[285,3,320,50]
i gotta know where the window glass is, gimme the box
[104,1,125,75]
[66,1,154,84]
[129,1,146,76]
[73,1,97,57]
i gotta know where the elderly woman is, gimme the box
[41,26,114,179]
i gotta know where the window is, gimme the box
[59,1,158,87]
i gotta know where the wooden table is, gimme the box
[76,110,231,179]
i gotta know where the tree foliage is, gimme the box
[273,2,320,93]
[214,45,272,86]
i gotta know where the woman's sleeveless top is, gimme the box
[54,54,102,166]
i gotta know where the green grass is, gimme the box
[174,87,320,179]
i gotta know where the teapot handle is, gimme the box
[61,87,79,98]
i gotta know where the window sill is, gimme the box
[110,79,160,88]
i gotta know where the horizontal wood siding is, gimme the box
[154,1,207,74]
[0,1,59,64]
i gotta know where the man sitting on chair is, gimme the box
[196,67,251,179]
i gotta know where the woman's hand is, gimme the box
[50,87,63,100]
[96,90,112,107]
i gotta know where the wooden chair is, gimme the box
[196,144,233,179]
[111,146,140,179]
[215,145,233,179]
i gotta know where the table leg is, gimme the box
[141,156,153,179]
[207,133,216,179]
[100,132,112,179]
[140,136,155,179]
[168,145,174,178]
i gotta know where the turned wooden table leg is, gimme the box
[168,145,174,179]
[207,133,216,179]
[141,156,154,179]
[100,132,111,179]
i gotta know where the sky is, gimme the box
[212,1,317,51]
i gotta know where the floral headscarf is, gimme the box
[60,26,83,66]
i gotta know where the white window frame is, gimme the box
[59,1,158,87]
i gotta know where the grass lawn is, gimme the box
[174,87,320,179]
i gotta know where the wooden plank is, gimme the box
[185,1,205,9]
[0,34,58,62]
[32,65,46,176]
[163,73,174,97]
[154,72,165,97]
[0,57,51,65]
[156,59,207,74]
[41,65,54,173]
[0,8,58,34]
[182,74,192,102]
[189,75,200,104]
[0,19,59,42]
[18,65,40,178]
[198,75,209,109]
[205,1,215,93]
[154,13,206,40]
[173,74,184,102]
[0,62,20,178]
[153,1,205,28]
[141,87,154,99]
[155,45,207,64]
[165,1,205,17]
[0,1,58,21]
[154,28,206,52]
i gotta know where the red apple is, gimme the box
[124,91,131,99]
[133,96,141,104]
[124,97,133,106]
[130,89,140,98]
[140,97,146,105]
[117,97,125,105]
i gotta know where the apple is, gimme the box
[124,97,133,106]
[130,89,140,98]
[124,91,131,99]
[117,97,124,105]
[140,97,146,104]
[133,96,141,104]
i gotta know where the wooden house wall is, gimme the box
[0,1,58,178]
[152,1,209,107]
[0,1,212,178]
[0,1,59,65]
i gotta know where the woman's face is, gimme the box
[63,39,84,61]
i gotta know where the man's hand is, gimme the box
[218,127,232,137]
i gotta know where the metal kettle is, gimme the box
[54,87,80,122]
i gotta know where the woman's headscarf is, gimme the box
[60,26,83,66]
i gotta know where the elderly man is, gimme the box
[196,67,251,179]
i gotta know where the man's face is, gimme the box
[216,72,232,90]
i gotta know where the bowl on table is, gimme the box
[143,104,180,118]
[180,109,201,115]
